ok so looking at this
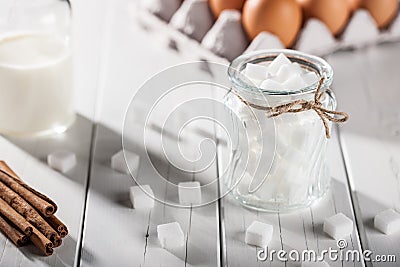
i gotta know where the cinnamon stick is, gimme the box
[0,214,28,247]
[0,161,18,179]
[30,227,53,256]
[0,161,57,216]
[0,197,32,236]
[47,215,68,238]
[0,171,55,217]
[0,181,61,247]
[0,162,68,237]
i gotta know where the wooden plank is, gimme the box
[80,121,220,266]
[0,0,108,264]
[143,127,220,267]
[0,115,93,267]
[72,0,111,119]
[219,124,364,266]
[327,42,400,266]
[80,1,222,265]
[92,0,228,133]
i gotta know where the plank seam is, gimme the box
[337,125,368,267]
[142,210,151,265]
[215,136,227,267]
[74,123,97,267]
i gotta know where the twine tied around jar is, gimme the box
[234,77,349,139]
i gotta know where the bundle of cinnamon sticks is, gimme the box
[0,161,68,256]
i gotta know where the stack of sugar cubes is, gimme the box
[243,53,318,91]
[238,53,324,203]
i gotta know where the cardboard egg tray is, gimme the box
[140,0,400,62]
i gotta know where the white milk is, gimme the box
[0,33,74,136]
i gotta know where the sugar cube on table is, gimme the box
[111,149,140,175]
[157,222,185,249]
[267,53,291,75]
[47,151,76,173]
[178,181,201,205]
[374,209,400,235]
[245,221,273,247]
[130,185,155,209]
[302,260,330,267]
[323,213,353,240]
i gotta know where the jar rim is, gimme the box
[228,49,333,96]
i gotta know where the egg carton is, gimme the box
[140,0,400,61]
[136,0,229,65]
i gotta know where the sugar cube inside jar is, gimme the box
[225,50,337,212]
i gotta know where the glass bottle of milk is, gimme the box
[0,0,74,136]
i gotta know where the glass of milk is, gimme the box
[225,50,336,212]
[0,0,74,136]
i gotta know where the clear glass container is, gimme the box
[0,0,74,136]
[224,50,336,212]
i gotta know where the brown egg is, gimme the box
[296,0,312,17]
[346,0,361,12]
[209,0,246,18]
[361,0,399,28]
[242,0,302,47]
[305,0,350,35]
[296,0,311,9]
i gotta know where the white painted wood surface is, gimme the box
[79,1,222,265]
[0,115,93,266]
[0,0,100,264]
[78,2,400,262]
[327,43,400,267]
[0,0,399,266]
[78,0,366,263]
[80,121,220,267]
[218,127,364,267]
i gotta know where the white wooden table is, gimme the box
[0,0,399,266]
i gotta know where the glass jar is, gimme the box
[224,50,336,212]
[0,0,74,136]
